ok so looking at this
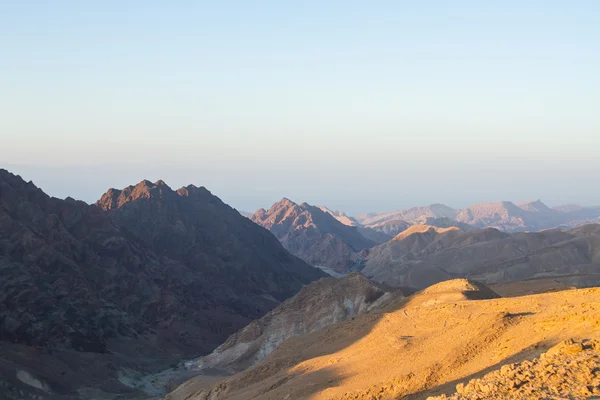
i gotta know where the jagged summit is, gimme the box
[250,199,376,273]
[272,197,297,207]
[96,179,177,210]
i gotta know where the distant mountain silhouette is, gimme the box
[355,200,600,233]
[356,204,457,226]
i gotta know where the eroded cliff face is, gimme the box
[185,273,402,374]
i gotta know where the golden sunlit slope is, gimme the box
[165,280,600,400]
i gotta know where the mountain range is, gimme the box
[355,200,600,233]
[2,167,600,400]
[245,199,600,275]
[0,170,325,399]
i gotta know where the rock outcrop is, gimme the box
[429,339,600,399]
[96,182,326,341]
[185,273,400,374]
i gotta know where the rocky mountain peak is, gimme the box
[518,199,552,213]
[273,197,296,208]
[250,199,376,273]
[176,184,211,198]
[96,179,179,211]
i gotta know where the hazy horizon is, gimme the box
[5,163,599,216]
[3,2,599,215]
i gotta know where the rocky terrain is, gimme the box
[250,199,376,273]
[185,273,401,375]
[165,280,600,400]
[361,223,600,289]
[0,170,324,399]
[96,181,325,337]
[251,200,600,274]
[429,339,600,399]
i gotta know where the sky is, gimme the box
[2,1,599,215]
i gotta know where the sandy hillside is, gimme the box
[165,280,600,400]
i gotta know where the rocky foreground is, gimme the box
[429,339,600,399]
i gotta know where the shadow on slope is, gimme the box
[165,280,505,400]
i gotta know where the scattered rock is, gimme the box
[428,339,600,399]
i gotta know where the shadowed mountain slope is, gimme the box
[0,170,324,399]
[96,181,325,313]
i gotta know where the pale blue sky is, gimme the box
[2,1,599,214]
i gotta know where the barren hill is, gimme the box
[429,338,600,399]
[362,223,600,289]
[250,199,376,273]
[165,280,600,400]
